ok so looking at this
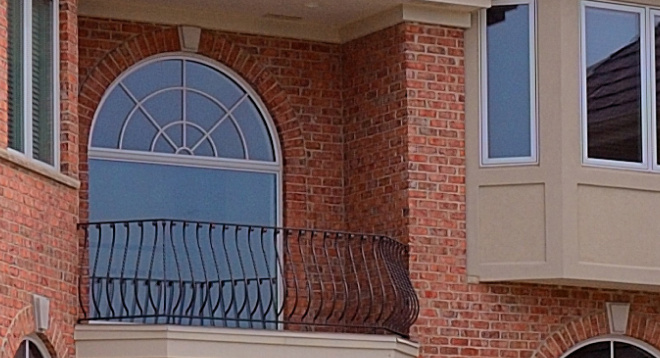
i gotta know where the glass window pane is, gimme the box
[32,0,54,164]
[91,87,135,148]
[123,60,182,101]
[585,6,642,163]
[486,4,532,159]
[122,111,159,151]
[8,0,24,152]
[567,342,611,358]
[185,61,244,107]
[233,98,275,161]
[89,160,277,225]
[211,119,246,159]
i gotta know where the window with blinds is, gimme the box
[7,0,58,166]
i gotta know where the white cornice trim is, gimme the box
[79,0,485,44]
[422,0,491,10]
[339,4,474,43]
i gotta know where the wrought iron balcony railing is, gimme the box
[78,219,419,338]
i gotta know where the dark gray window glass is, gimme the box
[565,341,655,358]
[32,0,55,165]
[14,340,46,358]
[585,6,642,163]
[485,4,532,160]
[8,0,24,153]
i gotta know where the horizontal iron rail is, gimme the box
[78,219,419,338]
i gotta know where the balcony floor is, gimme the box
[75,324,419,358]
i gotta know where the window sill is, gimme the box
[0,148,80,189]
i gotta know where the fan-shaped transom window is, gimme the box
[563,337,660,358]
[90,56,277,163]
[88,54,281,225]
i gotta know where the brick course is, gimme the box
[3,11,659,358]
[0,1,79,358]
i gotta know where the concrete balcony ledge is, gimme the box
[75,324,419,358]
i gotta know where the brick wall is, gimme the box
[73,14,660,358]
[0,1,79,358]
[402,23,660,358]
[342,24,409,240]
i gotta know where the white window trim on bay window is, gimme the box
[7,0,60,168]
[480,0,538,166]
[580,1,660,172]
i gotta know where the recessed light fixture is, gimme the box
[263,13,304,21]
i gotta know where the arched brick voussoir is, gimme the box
[78,27,180,110]
[0,307,68,358]
[532,312,610,358]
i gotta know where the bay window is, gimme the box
[7,0,59,166]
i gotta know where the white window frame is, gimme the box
[560,335,660,358]
[480,0,538,166]
[580,1,654,171]
[9,0,60,168]
[651,9,660,171]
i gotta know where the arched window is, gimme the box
[88,54,281,225]
[563,337,660,358]
[86,54,282,327]
[14,337,50,358]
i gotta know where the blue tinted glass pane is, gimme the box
[486,4,532,159]
[186,91,224,131]
[121,111,157,151]
[123,60,182,101]
[142,89,183,128]
[186,61,244,107]
[184,124,206,155]
[212,119,245,159]
[233,99,275,161]
[88,160,277,327]
[165,124,183,150]
[186,91,224,156]
[585,6,642,162]
[92,87,135,148]
[89,160,276,225]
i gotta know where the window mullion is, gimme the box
[23,0,33,159]
[650,9,660,171]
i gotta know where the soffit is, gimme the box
[79,0,490,43]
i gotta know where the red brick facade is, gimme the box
[4,5,660,358]
[0,1,79,358]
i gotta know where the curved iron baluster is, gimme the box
[78,219,418,337]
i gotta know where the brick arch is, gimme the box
[0,307,68,358]
[533,311,660,358]
[78,26,309,225]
